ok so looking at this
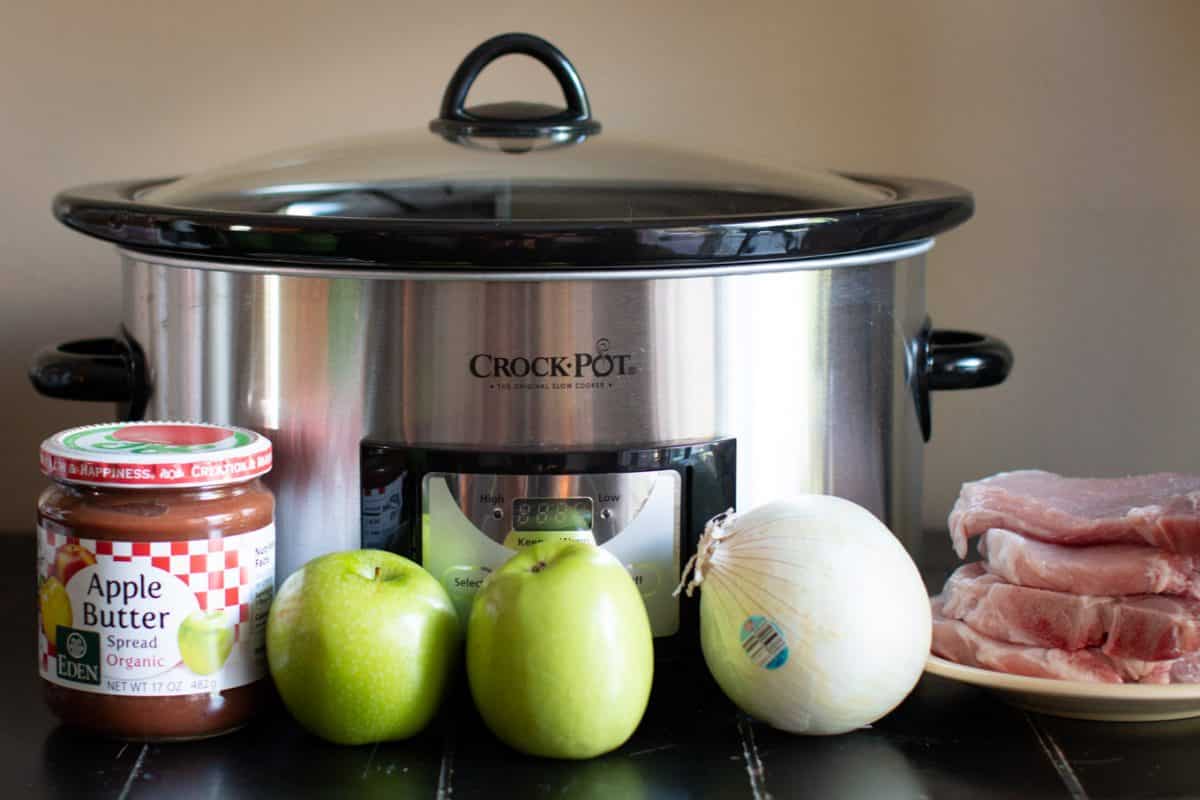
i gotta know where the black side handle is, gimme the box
[928,329,1013,391]
[913,324,1013,441]
[430,32,601,141]
[29,334,149,421]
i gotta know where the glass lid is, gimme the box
[54,33,972,271]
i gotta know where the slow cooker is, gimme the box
[31,33,1011,643]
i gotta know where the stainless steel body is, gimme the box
[120,240,932,580]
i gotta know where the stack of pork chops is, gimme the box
[931,470,1200,683]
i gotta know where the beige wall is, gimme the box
[3,1,1199,534]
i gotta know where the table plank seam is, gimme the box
[361,741,380,780]
[436,722,456,799]
[1025,712,1088,800]
[115,743,148,800]
[736,716,771,799]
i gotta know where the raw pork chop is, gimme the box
[980,528,1200,599]
[948,470,1200,558]
[938,563,1200,660]
[931,601,1200,684]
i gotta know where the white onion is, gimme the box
[677,496,931,735]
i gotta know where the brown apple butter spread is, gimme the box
[37,422,275,740]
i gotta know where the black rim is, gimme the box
[53,174,972,270]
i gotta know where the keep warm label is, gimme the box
[37,525,274,696]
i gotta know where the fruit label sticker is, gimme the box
[37,525,274,696]
[739,615,789,670]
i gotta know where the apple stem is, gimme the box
[374,566,382,582]
[531,560,547,573]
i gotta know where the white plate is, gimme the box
[925,655,1200,722]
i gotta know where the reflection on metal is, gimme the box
[259,274,281,430]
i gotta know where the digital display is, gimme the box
[513,497,593,532]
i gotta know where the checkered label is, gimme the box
[37,524,274,696]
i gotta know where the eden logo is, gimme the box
[56,627,100,686]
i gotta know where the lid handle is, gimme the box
[430,33,601,143]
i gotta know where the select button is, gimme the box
[442,565,491,597]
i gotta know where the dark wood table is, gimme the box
[4,531,1197,799]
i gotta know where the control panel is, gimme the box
[422,471,682,636]
[360,439,737,654]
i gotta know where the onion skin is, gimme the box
[689,497,932,735]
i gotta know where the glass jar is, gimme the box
[360,445,404,551]
[37,422,275,740]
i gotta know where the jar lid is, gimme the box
[40,422,272,489]
[51,33,972,272]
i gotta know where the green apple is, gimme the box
[466,541,654,759]
[267,549,460,745]
[178,610,235,675]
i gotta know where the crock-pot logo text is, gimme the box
[469,352,634,378]
[469,339,638,382]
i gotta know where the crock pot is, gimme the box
[31,33,1011,597]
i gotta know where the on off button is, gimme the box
[440,565,492,620]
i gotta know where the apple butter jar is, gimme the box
[36,422,275,740]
